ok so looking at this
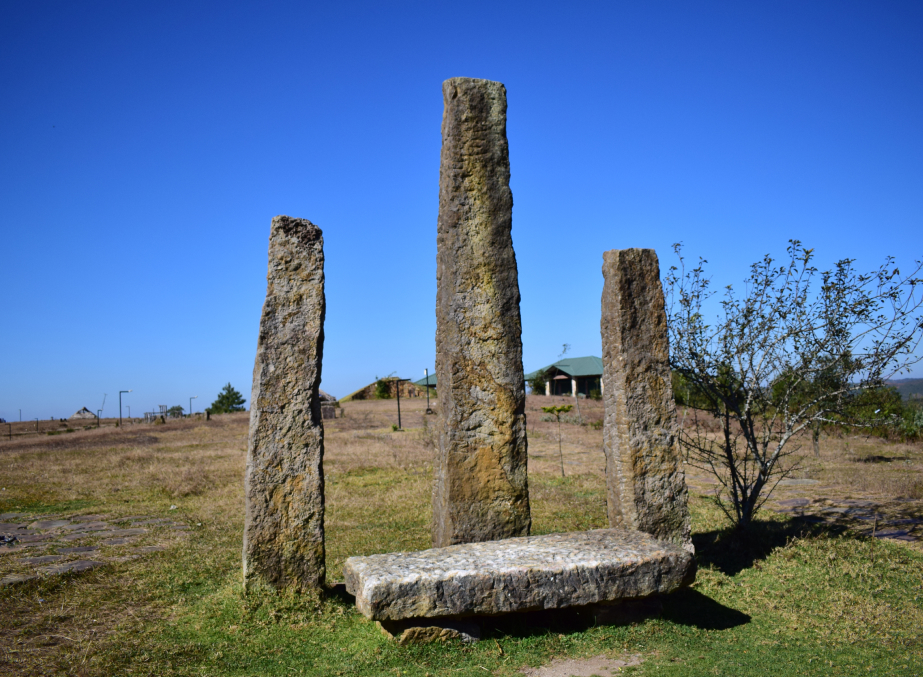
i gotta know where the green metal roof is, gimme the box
[524,356,603,380]
[411,358,601,387]
[413,371,437,388]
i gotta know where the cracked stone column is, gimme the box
[433,77,531,547]
[601,248,691,549]
[244,216,326,591]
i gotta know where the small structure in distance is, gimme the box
[69,407,97,421]
[319,390,338,419]
[341,377,429,402]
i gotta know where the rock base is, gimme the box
[344,529,694,622]
[377,618,481,645]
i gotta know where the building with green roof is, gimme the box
[524,356,603,397]
[412,370,437,390]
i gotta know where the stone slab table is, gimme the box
[343,529,695,622]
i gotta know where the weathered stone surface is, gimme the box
[70,514,109,522]
[18,555,63,564]
[243,215,326,591]
[344,529,694,621]
[601,249,691,549]
[15,534,54,543]
[434,77,530,547]
[28,520,71,530]
[96,528,147,538]
[60,522,109,531]
[100,537,135,546]
[0,574,38,587]
[59,546,99,554]
[38,559,104,575]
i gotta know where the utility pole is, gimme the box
[119,390,132,427]
[97,410,101,428]
[424,368,433,415]
[189,395,198,417]
[395,378,410,430]
[34,418,39,432]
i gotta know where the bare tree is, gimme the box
[665,241,923,529]
[542,404,573,478]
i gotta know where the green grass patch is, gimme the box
[0,497,96,515]
[59,469,923,676]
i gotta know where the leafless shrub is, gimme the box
[667,241,923,529]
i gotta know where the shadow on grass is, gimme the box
[478,591,749,638]
[660,588,750,630]
[329,585,750,640]
[693,515,850,576]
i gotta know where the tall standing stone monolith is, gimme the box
[433,77,531,547]
[601,248,691,549]
[243,216,326,591]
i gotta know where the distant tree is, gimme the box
[208,383,246,414]
[374,374,394,399]
[166,405,185,418]
[666,241,923,530]
[527,368,548,395]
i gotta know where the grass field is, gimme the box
[1,396,922,676]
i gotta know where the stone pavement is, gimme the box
[0,512,187,586]
[768,496,923,541]
[683,475,923,542]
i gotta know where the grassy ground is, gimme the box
[1,396,921,676]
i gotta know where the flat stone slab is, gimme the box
[59,546,100,554]
[101,537,136,546]
[37,559,104,575]
[28,519,71,530]
[0,574,38,587]
[97,528,147,538]
[15,534,54,543]
[0,546,39,556]
[18,555,64,564]
[59,533,91,542]
[344,529,695,621]
[60,522,110,532]
[776,498,811,508]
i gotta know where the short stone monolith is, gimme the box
[433,77,530,547]
[243,215,326,591]
[601,248,691,549]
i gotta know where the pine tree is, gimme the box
[208,383,246,414]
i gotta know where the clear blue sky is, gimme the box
[2,1,921,420]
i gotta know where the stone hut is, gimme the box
[69,407,97,421]
[341,377,428,402]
